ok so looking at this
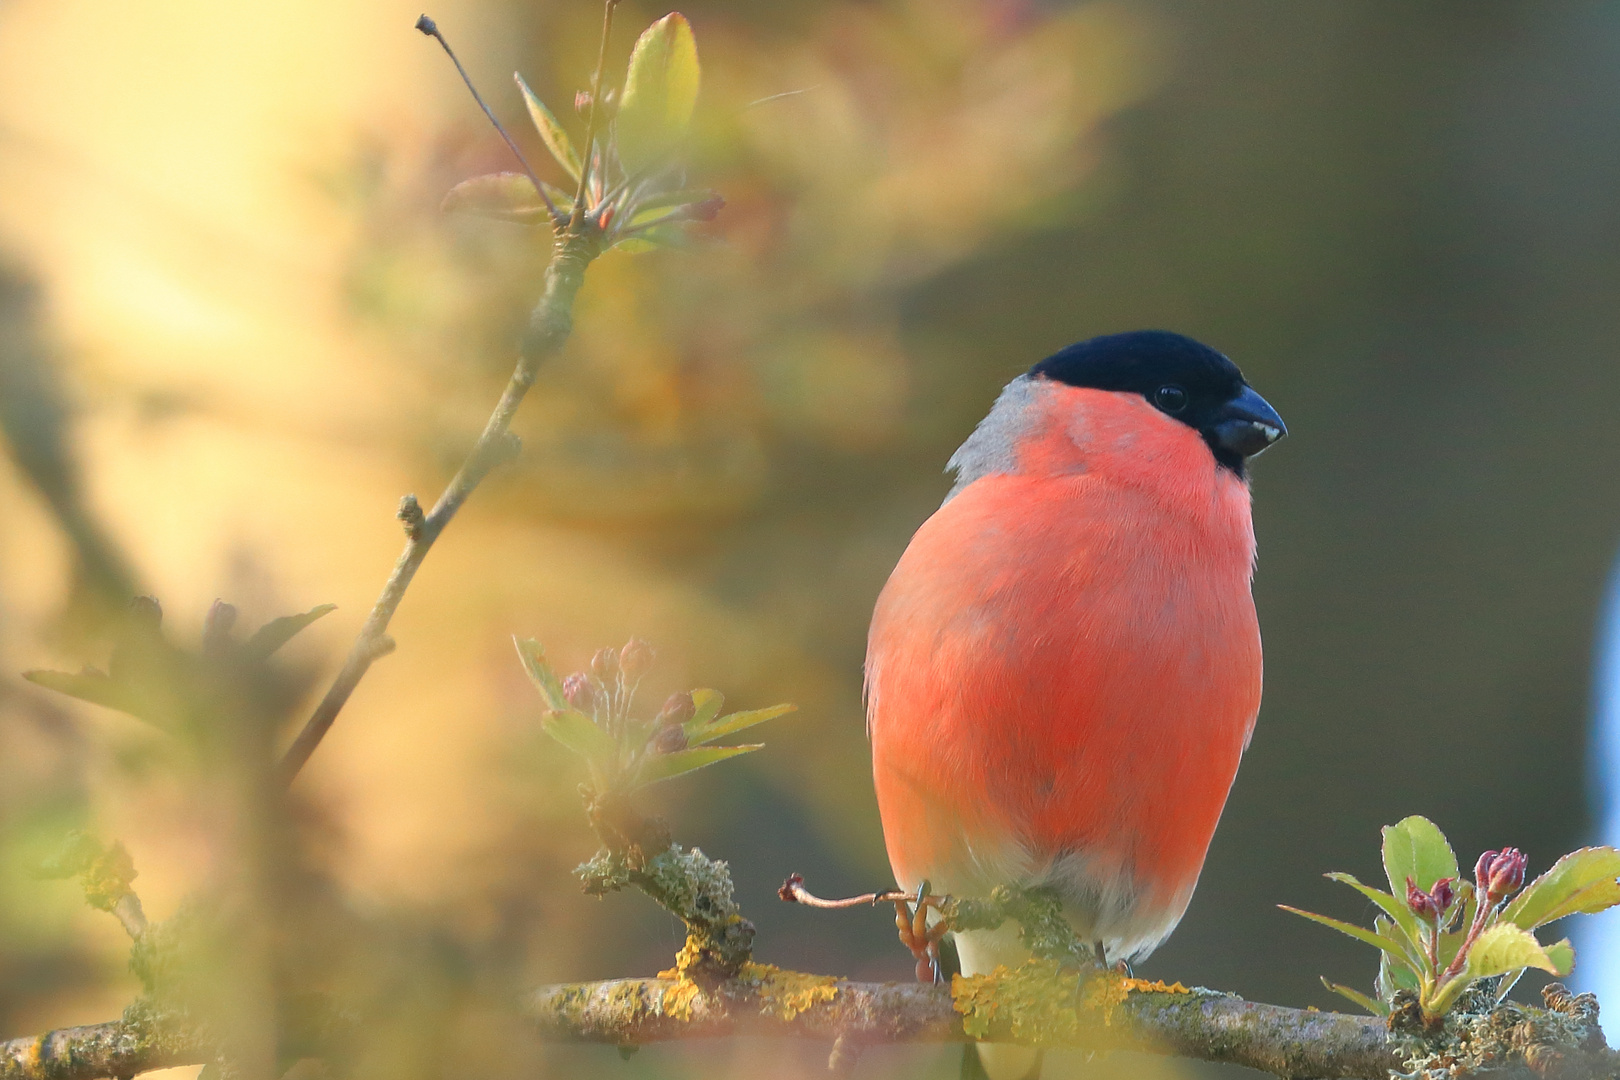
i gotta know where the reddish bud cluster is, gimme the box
[563,672,599,713]
[1405,876,1457,923]
[1475,848,1528,904]
[590,647,619,679]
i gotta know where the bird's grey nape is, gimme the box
[942,374,1043,504]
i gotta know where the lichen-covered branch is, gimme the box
[526,973,1620,1080]
[0,1013,206,1080]
[526,974,1399,1078]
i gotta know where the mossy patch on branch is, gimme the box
[952,962,1195,1044]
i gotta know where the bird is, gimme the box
[865,330,1284,1080]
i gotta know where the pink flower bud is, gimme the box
[654,724,687,753]
[656,691,696,727]
[563,672,599,712]
[684,195,725,222]
[1430,877,1456,914]
[590,647,619,679]
[1405,877,1440,922]
[1477,848,1528,903]
[619,638,655,679]
[575,90,593,116]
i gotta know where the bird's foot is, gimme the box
[1091,940,1131,977]
[894,880,951,983]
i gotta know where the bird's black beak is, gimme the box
[1211,385,1286,459]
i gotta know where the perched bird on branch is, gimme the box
[866,331,1285,1079]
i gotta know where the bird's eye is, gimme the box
[1154,385,1188,413]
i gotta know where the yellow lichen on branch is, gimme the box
[657,937,841,1022]
[740,963,842,1021]
[953,962,1195,1042]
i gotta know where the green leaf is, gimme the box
[242,604,337,661]
[441,173,552,224]
[514,638,570,711]
[632,743,760,787]
[515,73,582,181]
[23,668,145,716]
[1327,871,1426,967]
[1322,978,1387,1016]
[1278,905,1415,960]
[1503,847,1620,930]
[616,12,700,175]
[1383,815,1458,896]
[1543,938,1576,977]
[1462,923,1566,979]
[540,709,617,766]
[1377,927,1422,997]
[687,703,796,746]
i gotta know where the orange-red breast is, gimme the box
[866,331,1284,1078]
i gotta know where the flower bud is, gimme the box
[1477,848,1528,903]
[1406,877,1439,922]
[1430,876,1456,914]
[619,638,655,679]
[203,599,238,651]
[654,724,687,754]
[563,672,599,712]
[575,90,593,116]
[656,691,696,728]
[590,647,619,679]
[684,195,725,222]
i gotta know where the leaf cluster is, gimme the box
[443,13,722,253]
[23,597,334,741]
[1283,815,1620,1022]
[515,636,793,796]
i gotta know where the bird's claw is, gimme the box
[893,880,951,984]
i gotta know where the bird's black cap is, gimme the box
[1029,330,1285,476]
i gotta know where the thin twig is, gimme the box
[276,11,625,785]
[277,223,602,786]
[569,0,622,231]
[778,872,912,909]
[414,15,563,225]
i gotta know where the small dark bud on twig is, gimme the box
[397,494,425,539]
[415,14,437,35]
[367,634,397,661]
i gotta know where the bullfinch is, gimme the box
[865,331,1284,1079]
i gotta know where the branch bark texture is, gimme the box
[0,1019,204,1080]
[525,977,1401,1079]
